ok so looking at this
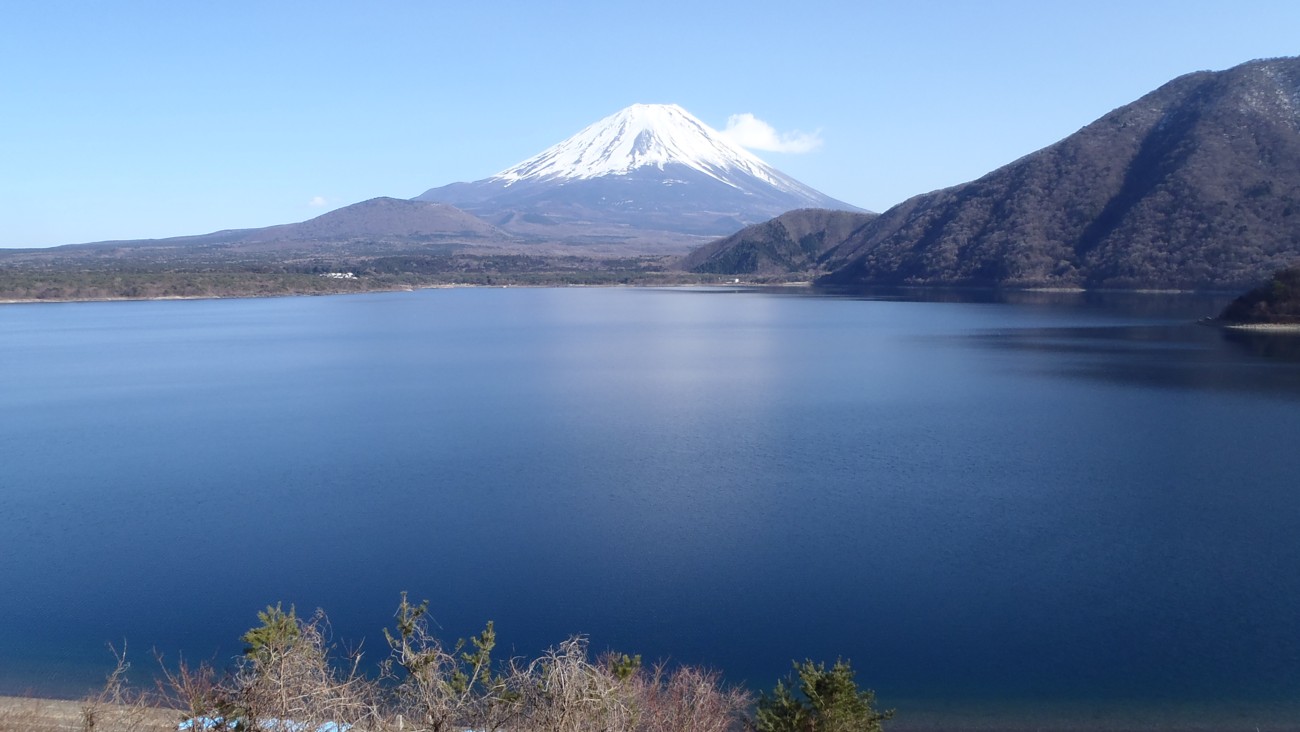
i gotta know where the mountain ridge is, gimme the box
[686,56,1300,290]
[817,56,1300,289]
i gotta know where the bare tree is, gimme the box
[509,636,637,732]
[142,599,768,732]
[234,608,377,731]
[79,644,172,732]
[630,663,752,732]
[379,592,515,732]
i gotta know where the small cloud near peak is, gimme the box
[308,196,328,208]
[720,113,823,153]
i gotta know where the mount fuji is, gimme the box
[21,105,857,260]
[414,104,860,246]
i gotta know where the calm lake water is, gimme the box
[3,287,1300,727]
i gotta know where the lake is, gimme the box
[3,286,1300,728]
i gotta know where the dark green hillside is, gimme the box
[1219,266,1300,323]
[680,208,876,275]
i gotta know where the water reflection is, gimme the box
[960,321,1300,397]
[1219,326,1300,361]
[807,284,1231,317]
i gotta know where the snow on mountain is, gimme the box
[414,103,860,246]
[491,103,812,197]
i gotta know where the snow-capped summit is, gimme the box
[415,103,859,247]
[491,103,807,195]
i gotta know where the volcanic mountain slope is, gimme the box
[681,208,876,274]
[415,104,860,245]
[235,197,509,245]
[48,196,511,254]
[26,105,853,259]
[693,57,1300,290]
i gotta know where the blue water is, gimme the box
[3,287,1300,721]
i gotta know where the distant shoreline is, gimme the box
[0,282,614,306]
[0,280,1244,308]
[0,269,759,304]
[1221,321,1300,332]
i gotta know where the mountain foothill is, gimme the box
[5,56,1300,297]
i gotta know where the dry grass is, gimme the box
[0,696,174,732]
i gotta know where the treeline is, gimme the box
[80,599,891,732]
[0,271,372,301]
[0,255,731,301]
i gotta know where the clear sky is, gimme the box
[3,0,1298,248]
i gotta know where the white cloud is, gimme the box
[720,113,823,153]
[308,196,328,208]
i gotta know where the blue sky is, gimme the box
[3,0,1298,248]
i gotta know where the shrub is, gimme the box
[159,598,755,732]
[753,659,892,732]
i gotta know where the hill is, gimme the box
[680,208,876,275]
[1218,266,1300,323]
[789,56,1300,290]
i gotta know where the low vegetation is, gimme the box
[16,598,891,732]
[755,660,893,732]
[0,252,732,302]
